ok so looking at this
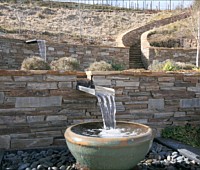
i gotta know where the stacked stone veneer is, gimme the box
[0,70,200,149]
[0,37,129,70]
[0,70,99,149]
[141,30,197,68]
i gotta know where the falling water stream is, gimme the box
[37,40,46,62]
[96,92,116,130]
[78,85,143,138]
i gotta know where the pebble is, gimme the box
[1,142,200,170]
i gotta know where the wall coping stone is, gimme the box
[0,70,86,77]
[142,29,197,50]
[0,70,200,77]
[86,70,200,77]
[0,36,130,49]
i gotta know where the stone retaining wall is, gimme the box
[121,12,190,47]
[0,70,200,150]
[0,37,129,70]
[141,30,197,68]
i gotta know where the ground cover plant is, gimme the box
[148,59,196,71]
[161,124,200,148]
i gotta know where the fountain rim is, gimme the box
[65,121,153,147]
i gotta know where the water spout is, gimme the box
[25,39,46,62]
[77,85,116,129]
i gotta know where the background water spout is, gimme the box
[37,40,46,62]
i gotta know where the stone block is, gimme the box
[15,96,62,108]
[148,99,164,111]
[158,77,175,82]
[0,92,4,104]
[187,87,200,92]
[0,76,12,81]
[106,76,129,80]
[27,82,58,90]
[0,135,10,149]
[46,75,76,81]
[0,82,26,90]
[57,51,65,55]
[160,87,186,91]
[154,112,173,118]
[180,98,200,108]
[93,79,111,86]
[116,102,125,111]
[14,75,43,82]
[116,81,139,87]
[174,112,186,117]
[130,119,148,124]
[159,83,174,87]
[23,49,34,54]
[11,137,53,149]
[0,108,36,113]
[46,115,68,121]
[27,116,45,123]
[0,116,26,124]
[48,47,54,51]
[36,131,62,137]
[58,82,72,89]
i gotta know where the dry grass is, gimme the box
[21,56,50,70]
[0,1,162,46]
[148,19,193,47]
[148,10,181,22]
[86,61,113,71]
[50,57,79,71]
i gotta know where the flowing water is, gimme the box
[96,92,116,129]
[77,85,145,138]
[37,40,46,62]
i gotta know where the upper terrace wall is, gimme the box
[120,12,189,47]
[141,30,197,68]
[0,70,200,149]
[0,37,129,70]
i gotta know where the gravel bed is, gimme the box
[1,142,200,170]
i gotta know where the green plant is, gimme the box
[86,60,113,71]
[50,57,79,71]
[149,59,196,71]
[161,124,200,148]
[21,56,51,70]
[162,60,178,71]
[111,62,125,71]
[148,60,165,71]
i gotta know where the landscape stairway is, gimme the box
[129,42,145,69]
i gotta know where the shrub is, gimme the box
[50,57,79,71]
[148,59,195,71]
[21,56,50,70]
[162,60,178,71]
[176,62,196,70]
[86,61,113,71]
[148,60,165,71]
[111,62,125,71]
[161,124,200,148]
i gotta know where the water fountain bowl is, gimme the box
[65,121,153,170]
